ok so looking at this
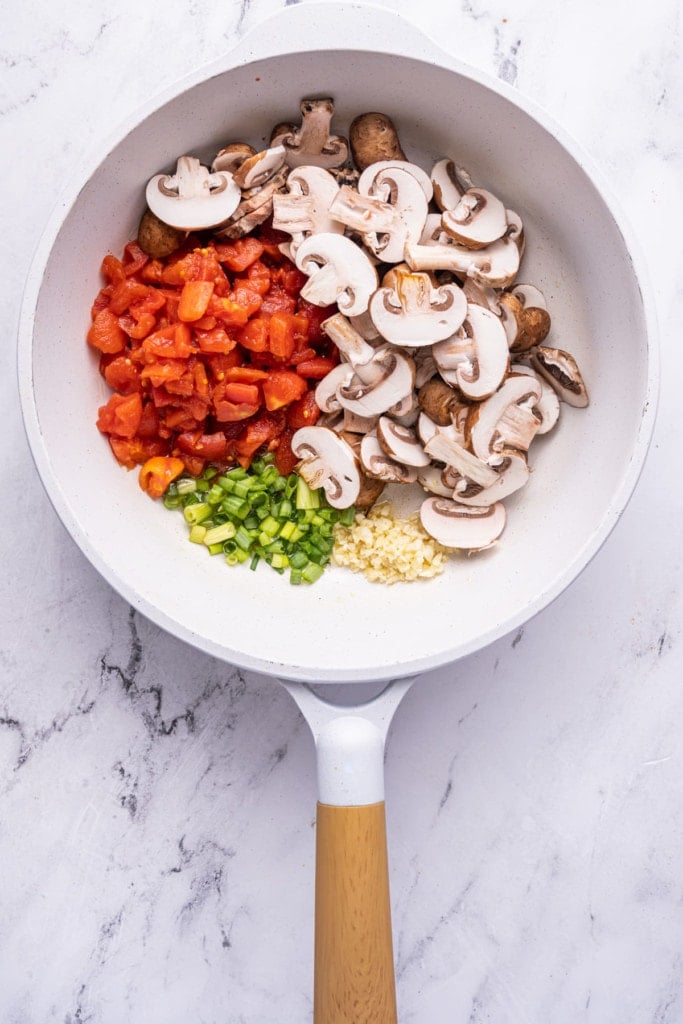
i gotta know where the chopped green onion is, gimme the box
[204,522,237,546]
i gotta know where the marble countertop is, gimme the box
[2,1,682,1021]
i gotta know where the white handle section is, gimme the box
[317,716,385,806]
[236,1,453,67]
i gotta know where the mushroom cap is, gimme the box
[510,363,561,434]
[145,156,241,231]
[295,233,378,316]
[358,160,433,203]
[433,304,509,401]
[349,112,406,171]
[466,373,543,463]
[511,283,548,310]
[430,158,465,212]
[211,142,257,174]
[452,450,530,506]
[419,497,506,550]
[272,97,348,169]
[291,426,360,509]
[272,165,344,254]
[314,362,355,414]
[233,145,287,190]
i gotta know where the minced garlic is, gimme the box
[332,503,451,584]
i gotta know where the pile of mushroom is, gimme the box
[139,98,589,553]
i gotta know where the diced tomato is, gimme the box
[240,259,272,296]
[122,240,149,276]
[286,389,321,429]
[224,366,268,383]
[238,318,269,353]
[273,428,299,476]
[87,308,127,354]
[176,430,229,461]
[233,411,285,464]
[110,436,169,469]
[101,254,126,285]
[205,351,243,382]
[295,357,338,380]
[215,236,265,272]
[102,354,141,394]
[179,453,207,477]
[108,279,151,315]
[161,247,224,286]
[141,359,189,387]
[178,280,215,322]
[97,392,143,438]
[259,285,297,317]
[297,299,337,343]
[142,323,193,360]
[223,381,260,406]
[139,456,185,499]
[262,371,307,412]
[213,381,260,422]
[256,218,292,258]
[267,312,309,360]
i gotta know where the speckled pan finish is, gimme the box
[18,3,657,683]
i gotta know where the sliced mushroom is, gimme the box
[417,411,466,449]
[431,158,466,212]
[271,98,348,170]
[466,374,543,463]
[511,283,548,310]
[462,277,502,314]
[505,210,525,259]
[510,363,561,434]
[420,497,506,550]
[342,408,380,435]
[314,362,355,414]
[349,112,406,171]
[376,416,430,467]
[441,188,508,249]
[211,143,257,175]
[329,167,428,264]
[432,304,509,401]
[369,268,467,347]
[145,156,241,231]
[233,145,287,190]
[358,160,433,204]
[417,464,454,497]
[322,312,378,373]
[294,233,378,315]
[215,167,289,239]
[272,165,343,255]
[291,426,360,508]
[529,346,589,407]
[360,433,418,484]
[404,235,521,289]
[424,431,500,489]
[336,349,415,417]
[452,450,530,506]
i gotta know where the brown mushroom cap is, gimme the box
[349,112,407,171]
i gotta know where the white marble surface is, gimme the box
[2,1,682,1021]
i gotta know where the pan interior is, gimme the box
[23,50,653,681]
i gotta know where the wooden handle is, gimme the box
[314,801,397,1024]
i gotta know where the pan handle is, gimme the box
[314,717,397,1023]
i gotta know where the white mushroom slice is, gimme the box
[452,450,530,506]
[369,269,467,347]
[430,158,466,212]
[413,350,438,389]
[529,346,589,407]
[322,312,377,371]
[417,412,465,449]
[419,213,447,245]
[420,497,506,550]
[360,433,418,484]
[433,304,509,401]
[358,160,433,203]
[417,465,454,497]
[212,143,256,174]
[462,277,501,313]
[145,156,241,231]
[505,209,525,258]
[404,235,520,289]
[314,363,355,414]
[233,145,287,190]
[215,168,288,239]
[294,233,378,316]
[271,98,348,170]
[329,168,428,264]
[348,309,382,344]
[291,427,360,509]
[387,391,420,427]
[336,349,415,417]
[510,363,561,434]
[441,188,508,250]
[376,416,430,467]
[466,374,543,463]
[271,166,343,255]
[424,431,499,489]
[511,283,548,310]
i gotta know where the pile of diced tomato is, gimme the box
[89,221,338,498]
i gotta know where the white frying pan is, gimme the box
[18,4,657,1020]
